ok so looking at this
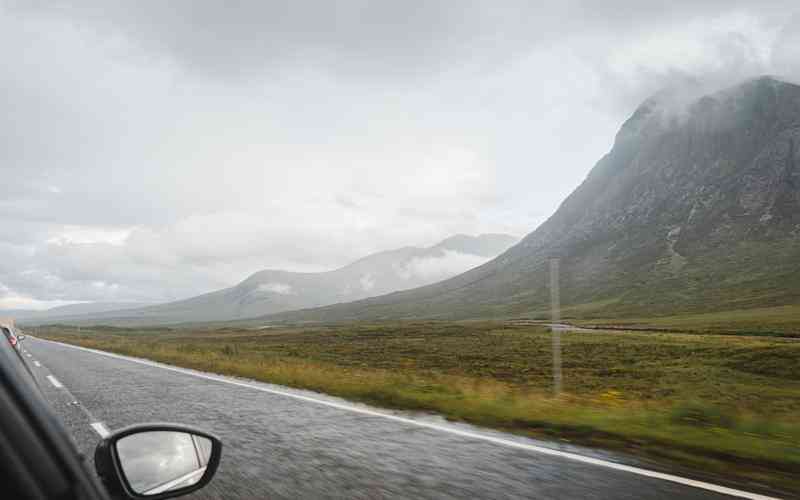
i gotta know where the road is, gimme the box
[21,337,777,500]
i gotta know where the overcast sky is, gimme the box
[2,1,799,308]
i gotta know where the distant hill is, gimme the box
[25,234,517,326]
[2,302,151,322]
[255,76,800,323]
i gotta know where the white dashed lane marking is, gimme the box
[34,353,113,439]
[90,422,110,438]
[34,361,41,367]
[46,375,64,388]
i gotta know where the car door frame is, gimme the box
[0,337,110,500]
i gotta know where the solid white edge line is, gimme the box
[46,375,63,388]
[36,338,779,500]
[145,466,207,495]
[90,422,110,438]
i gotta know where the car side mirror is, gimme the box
[94,423,222,499]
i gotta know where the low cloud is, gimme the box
[256,283,294,295]
[359,274,375,292]
[400,250,490,282]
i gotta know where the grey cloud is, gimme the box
[10,1,797,81]
[772,13,800,79]
[7,1,549,79]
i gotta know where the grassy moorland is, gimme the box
[573,304,800,336]
[35,322,800,492]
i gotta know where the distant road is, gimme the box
[22,337,775,500]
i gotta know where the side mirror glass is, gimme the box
[117,431,212,495]
[95,424,222,499]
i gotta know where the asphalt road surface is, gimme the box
[22,337,777,500]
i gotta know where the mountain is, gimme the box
[256,76,800,323]
[0,302,151,321]
[23,234,517,325]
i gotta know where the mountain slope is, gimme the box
[258,76,800,323]
[0,302,151,321]
[28,234,517,325]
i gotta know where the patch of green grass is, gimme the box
[34,321,800,494]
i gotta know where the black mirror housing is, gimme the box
[94,423,222,500]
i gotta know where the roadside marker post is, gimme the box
[550,258,562,396]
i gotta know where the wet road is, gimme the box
[22,337,773,500]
